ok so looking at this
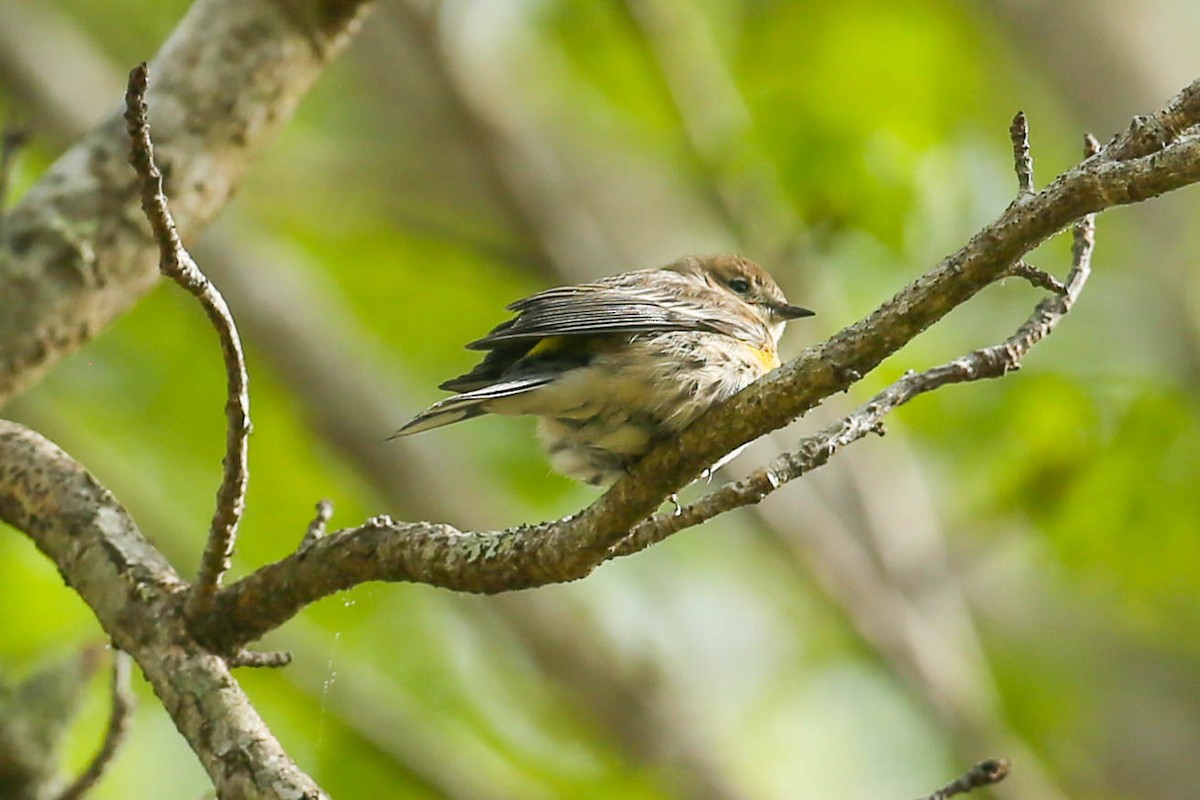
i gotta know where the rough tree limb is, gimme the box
[362,13,1043,797]
[0,0,372,795]
[0,0,370,407]
[0,4,1196,793]
[612,130,1100,559]
[194,80,1199,652]
[0,423,325,799]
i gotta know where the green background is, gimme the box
[3,1,1200,798]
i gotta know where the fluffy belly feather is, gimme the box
[502,332,775,485]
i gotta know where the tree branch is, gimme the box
[1005,259,1067,294]
[194,85,1195,651]
[0,0,370,408]
[0,422,325,799]
[122,62,252,628]
[1011,110,1035,195]
[610,130,1100,555]
[916,758,1011,800]
[377,15,1051,796]
[0,4,1196,789]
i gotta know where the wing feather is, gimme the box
[467,272,739,351]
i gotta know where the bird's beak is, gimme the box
[772,303,815,320]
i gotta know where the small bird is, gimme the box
[391,254,814,485]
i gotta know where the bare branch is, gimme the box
[1010,111,1035,195]
[301,499,335,548]
[610,175,1097,558]
[56,650,136,800]
[0,422,325,799]
[1005,260,1066,294]
[624,130,1096,551]
[916,758,1011,800]
[1105,76,1200,160]
[122,63,251,628]
[577,110,1196,561]
[0,0,370,407]
[227,649,293,669]
[192,93,1196,652]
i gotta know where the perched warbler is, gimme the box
[391,254,814,485]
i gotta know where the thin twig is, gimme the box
[301,499,334,549]
[227,649,293,669]
[916,758,1011,800]
[1010,111,1034,196]
[1006,260,1067,295]
[1066,133,1101,296]
[56,650,136,800]
[611,131,1101,559]
[122,62,251,628]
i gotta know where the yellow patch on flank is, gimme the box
[751,344,780,371]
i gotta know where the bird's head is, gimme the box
[672,254,814,343]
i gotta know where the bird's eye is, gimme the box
[727,277,751,294]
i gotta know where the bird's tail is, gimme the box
[388,375,554,438]
[388,396,488,438]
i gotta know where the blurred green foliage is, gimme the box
[3,0,1200,798]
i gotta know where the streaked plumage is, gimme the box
[392,254,813,485]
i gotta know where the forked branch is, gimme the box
[123,63,251,627]
[200,100,1156,651]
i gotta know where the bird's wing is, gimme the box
[466,276,737,350]
[437,271,762,395]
